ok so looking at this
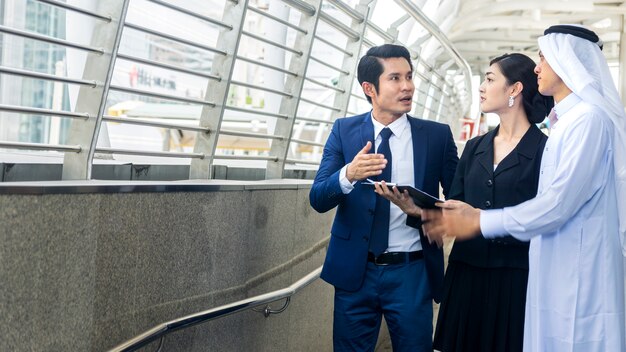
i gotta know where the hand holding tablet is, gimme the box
[362,178,443,209]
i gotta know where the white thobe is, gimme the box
[481,94,626,352]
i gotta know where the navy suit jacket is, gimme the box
[310,112,458,302]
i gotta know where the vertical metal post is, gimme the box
[190,0,249,179]
[61,0,129,180]
[265,0,323,179]
[313,1,371,152]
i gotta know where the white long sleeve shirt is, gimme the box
[339,113,422,252]
[481,93,625,351]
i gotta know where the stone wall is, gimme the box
[0,180,335,351]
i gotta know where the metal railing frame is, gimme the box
[0,0,472,179]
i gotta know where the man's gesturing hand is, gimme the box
[346,141,387,182]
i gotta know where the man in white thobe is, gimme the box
[422,25,626,352]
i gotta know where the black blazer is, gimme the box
[448,124,547,269]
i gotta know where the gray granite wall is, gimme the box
[0,181,335,351]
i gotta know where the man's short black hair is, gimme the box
[357,44,413,104]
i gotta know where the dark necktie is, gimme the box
[369,127,393,256]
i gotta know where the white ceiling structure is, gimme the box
[439,0,626,75]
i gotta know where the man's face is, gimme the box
[366,57,415,119]
[534,51,568,101]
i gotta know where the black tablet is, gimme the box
[362,179,443,209]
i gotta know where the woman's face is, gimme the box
[478,63,511,114]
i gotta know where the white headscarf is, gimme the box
[538,26,626,256]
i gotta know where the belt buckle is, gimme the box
[373,254,389,266]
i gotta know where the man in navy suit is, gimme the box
[310,44,458,351]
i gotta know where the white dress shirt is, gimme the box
[339,113,422,252]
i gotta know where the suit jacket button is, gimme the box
[486,179,493,187]
[484,200,492,208]
[368,209,374,215]
[363,236,369,242]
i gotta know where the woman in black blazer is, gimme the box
[432,54,553,352]
[376,53,553,351]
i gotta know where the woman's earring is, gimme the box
[508,95,515,108]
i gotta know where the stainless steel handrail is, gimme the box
[0,104,90,120]
[230,80,294,99]
[35,0,112,21]
[108,266,322,352]
[326,0,365,23]
[0,66,99,87]
[0,141,81,153]
[116,53,221,81]
[285,157,321,165]
[309,56,350,75]
[146,0,233,30]
[108,85,216,106]
[290,138,325,147]
[224,106,290,120]
[0,25,104,54]
[319,11,360,41]
[123,23,228,56]
[295,116,333,125]
[219,129,284,140]
[367,22,395,42]
[362,37,376,48]
[236,55,298,77]
[213,154,278,161]
[247,5,307,34]
[305,77,345,93]
[314,36,353,56]
[299,97,341,112]
[95,147,205,159]
[241,30,304,56]
[102,115,210,133]
[280,0,316,16]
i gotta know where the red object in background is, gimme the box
[459,118,476,141]
[129,65,138,87]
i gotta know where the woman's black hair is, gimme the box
[490,53,554,123]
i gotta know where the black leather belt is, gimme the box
[367,251,424,266]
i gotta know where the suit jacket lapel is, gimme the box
[475,127,495,177]
[408,116,427,188]
[494,149,520,177]
[360,112,375,154]
[495,124,543,177]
